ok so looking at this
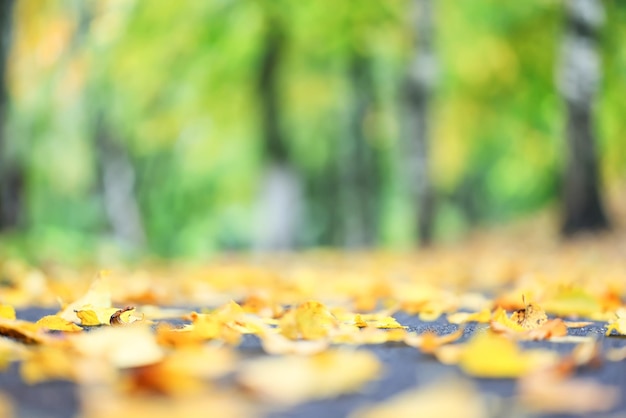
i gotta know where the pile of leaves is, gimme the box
[0,231,625,417]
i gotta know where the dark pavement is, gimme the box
[2,309,625,418]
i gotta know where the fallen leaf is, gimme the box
[295,301,339,340]
[75,307,120,326]
[606,346,626,362]
[0,305,16,320]
[260,331,329,355]
[36,315,83,332]
[446,308,491,325]
[509,296,547,329]
[59,271,112,323]
[458,331,557,378]
[605,308,626,336]
[110,306,143,326]
[0,318,50,345]
[518,370,619,414]
[238,349,381,404]
[404,327,464,354]
[70,325,164,369]
[20,346,76,384]
[351,379,488,418]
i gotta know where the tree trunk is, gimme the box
[254,16,302,251]
[0,0,24,232]
[94,113,146,248]
[404,0,437,246]
[559,0,609,235]
[335,52,379,248]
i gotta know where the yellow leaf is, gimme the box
[605,309,626,336]
[405,327,464,354]
[352,379,487,418]
[59,271,112,323]
[21,346,76,384]
[459,332,557,378]
[238,349,381,404]
[75,307,120,326]
[352,313,404,329]
[0,305,16,320]
[0,318,48,345]
[36,315,82,332]
[260,331,329,355]
[70,325,164,369]
[295,301,338,340]
[542,288,602,318]
[447,308,491,325]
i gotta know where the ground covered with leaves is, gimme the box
[0,229,625,418]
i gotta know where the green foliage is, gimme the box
[4,0,626,257]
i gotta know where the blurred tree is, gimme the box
[558,0,609,235]
[335,51,380,247]
[93,111,146,248]
[254,5,303,250]
[75,2,145,248]
[0,0,24,231]
[404,0,436,245]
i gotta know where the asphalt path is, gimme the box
[2,308,625,418]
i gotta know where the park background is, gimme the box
[0,0,625,262]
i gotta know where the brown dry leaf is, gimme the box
[36,315,83,332]
[490,307,567,341]
[0,318,52,345]
[518,370,619,414]
[109,306,144,326]
[351,379,488,418]
[509,297,547,329]
[238,349,381,404]
[404,327,464,354]
[458,331,558,378]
